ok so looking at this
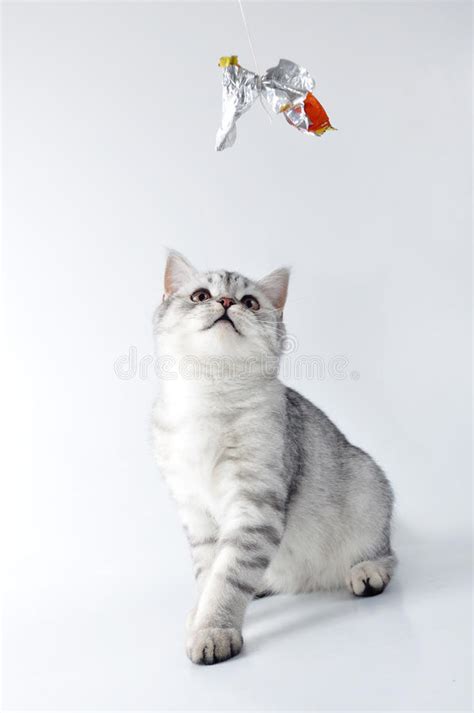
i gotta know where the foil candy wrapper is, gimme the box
[216,57,334,151]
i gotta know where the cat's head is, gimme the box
[154,251,290,364]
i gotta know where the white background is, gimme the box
[2,1,472,710]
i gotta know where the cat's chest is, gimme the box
[168,421,239,515]
[156,389,243,505]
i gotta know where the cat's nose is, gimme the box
[218,296,235,310]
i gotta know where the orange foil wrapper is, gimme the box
[304,92,334,135]
[283,91,335,136]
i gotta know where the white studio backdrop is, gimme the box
[2,1,472,711]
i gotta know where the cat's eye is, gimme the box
[190,288,212,303]
[241,295,260,311]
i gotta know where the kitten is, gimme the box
[152,251,396,665]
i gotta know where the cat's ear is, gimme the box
[164,250,197,296]
[258,267,290,311]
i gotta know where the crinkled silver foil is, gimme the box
[261,59,314,114]
[283,104,311,133]
[215,64,259,151]
[216,59,315,151]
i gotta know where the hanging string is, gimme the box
[237,0,273,124]
[237,0,260,75]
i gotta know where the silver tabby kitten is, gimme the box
[152,251,396,665]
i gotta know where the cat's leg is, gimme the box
[346,553,397,597]
[342,448,396,597]
[178,503,219,629]
[186,498,285,665]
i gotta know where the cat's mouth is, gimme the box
[207,313,241,335]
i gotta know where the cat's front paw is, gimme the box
[186,627,243,665]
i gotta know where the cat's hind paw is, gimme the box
[347,560,391,597]
[186,627,243,665]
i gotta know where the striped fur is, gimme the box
[152,252,396,665]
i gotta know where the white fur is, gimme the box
[152,253,395,664]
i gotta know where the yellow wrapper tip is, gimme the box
[218,55,239,68]
[314,125,336,136]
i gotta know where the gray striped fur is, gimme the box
[152,252,396,665]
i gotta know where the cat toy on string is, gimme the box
[216,55,335,151]
[215,1,335,151]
